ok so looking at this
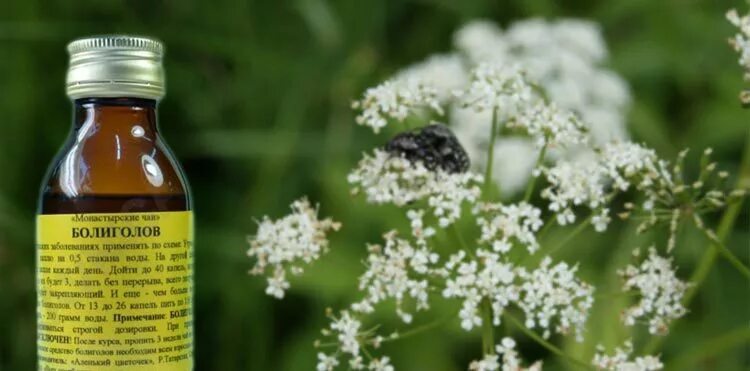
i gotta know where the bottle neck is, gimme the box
[74,97,159,132]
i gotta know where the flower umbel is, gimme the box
[592,340,663,371]
[352,78,443,133]
[348,148,482,228]
[619,248,688,335]
[469,337,543,371]
[352,231,440,323]
[247,198,341,299]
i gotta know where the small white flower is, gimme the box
[352,231,439,323]
[469,337,542,371]
[509,101,588,148]
[317,353,340,371]
[516,257,594,341]
[449,18,630,195]
[352,79,443,133]
[540,157,606,227]
[368,357,395,371]
[540,141,673,231]
[728,9,750,81]
[455,63,535,114]
[456,63,588,149]
[247,198,341,299]
[496,336,543,371]
[592,340,663,370]
[442,249,519,330]
[591,208,611,232]
[619,248,689,335]
[469,354,500,371]
[599,141,664,192]
[330,311,362,356]
[348,149,483,227]
[475,202,543,254]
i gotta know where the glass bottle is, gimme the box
[36,36,193,371]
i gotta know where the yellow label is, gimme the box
[36,211,193,371]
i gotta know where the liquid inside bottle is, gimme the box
[36,37,193,371]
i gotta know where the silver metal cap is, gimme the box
[66,35,165,100]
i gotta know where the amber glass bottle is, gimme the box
[36,36,193,370]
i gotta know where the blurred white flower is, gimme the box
[728,9,750,81]
[469,354,500,371]
[592,340,663,370]
[247,198,341,299]
[619,248,688,335]
[367,357,395,371]
[454,20,507,62]
[352,78,443,133]
[330,310,362,356]
[449,18,629,194]
[456,63,588,149]
[317,353,340,371]
[348,149,483,227]
[395,54,469,102]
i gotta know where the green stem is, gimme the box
[381,315,453,344]
[483,109,499,199]
[452,223,470,251]
[480,299,495,355]
[697,226,750,279]
[504,312,594,370]
[477,109,500,355]
[523,145,548,203]
[545,214,593,257]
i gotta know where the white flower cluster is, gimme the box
[443,249,518,330]
[348,149,483,227]
[599,141,665,193]
[356,18,628,195]
[728,9,750,81]
[352,78,443,133]
[247,198,341,299]
[515,257,594,341]
[475,202,543,254]
[619,248,688,335]
[540,141,667,231]
[455,63,588,149]
[443,250,593,340]
[448,18,630,194]
[317,311,394,371]
[455,63,533,114]
[454,19,630,145]
[352,231,439,323]
[469,337,543,371]
[540,158,606,227]
[592,340,663,371]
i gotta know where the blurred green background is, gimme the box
[1,0,749,370]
